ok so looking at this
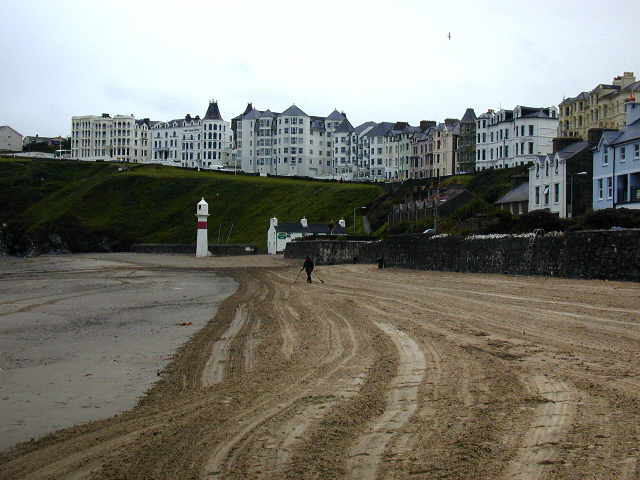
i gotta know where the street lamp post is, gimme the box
[353,206,366,235]
[570,171,588,218]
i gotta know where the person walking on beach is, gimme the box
[302,256,314,283]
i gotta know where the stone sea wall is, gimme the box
[130,244,258,256]
[285,229,640,282]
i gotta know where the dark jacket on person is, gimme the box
[303,257,314,273]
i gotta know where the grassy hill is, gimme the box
[0,159,386,253]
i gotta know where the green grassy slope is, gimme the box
[1,160,385,251]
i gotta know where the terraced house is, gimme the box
[558,72,640,140]
[592,99,640,210]
[475,105,558,170]
[454,108,477,173]
[150,100,232,170]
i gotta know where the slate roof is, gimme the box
[496,182,529,204]
[524,110,551,118]
[242,108,264,120]
[518,106,552,118]
[365,122,394,138]
[204,101,223,120]
[561,92,591,105]
[596,130,624,149]
[622,81,640,92]
[281,104,308,117]
[326,109,346,121]
[23,134,60,142]
[460,108,477,123]
[309,116,326,130]
[276,222,347,235]
[611,117,640,145]
[135,119,153,127]
[334,118,354,134]
[412,130,430,142]
[354,121,377,135]
[556,140,590,160]
[233,103,254,120]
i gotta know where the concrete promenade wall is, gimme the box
[284,229,640,282]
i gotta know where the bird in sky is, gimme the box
[447,32,451,40]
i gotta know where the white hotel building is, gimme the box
[234,104,347,178]
[71,114,152,163]
[150,100,232,170]
[475,105,559,170]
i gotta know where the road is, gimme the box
[1,253,639,479]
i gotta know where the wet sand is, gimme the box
[0,253,276,450]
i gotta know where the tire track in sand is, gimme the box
[507,375,574,480]
[203,290,368,479]
[200,281,268,386]
[346,321,427,480]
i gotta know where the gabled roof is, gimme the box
[326,109,346,121]
[204,101,223,120]
[596,130,624,150]
[260,109,276,118]
[496,182,529,204]
[281,104,308,117]
[460,108,477,123]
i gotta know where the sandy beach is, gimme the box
[1,253,639,479]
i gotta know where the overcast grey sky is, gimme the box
[2,0,639,137]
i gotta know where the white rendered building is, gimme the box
[149,100,232,170]
[0,126,23,152]
[528,140,590,217]
[475,106,559,170]
[332,117,373,180]
[71,114,152,163]
[234,104,344,178]
[267,216,347,254]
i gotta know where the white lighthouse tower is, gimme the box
[196,198,210,258]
